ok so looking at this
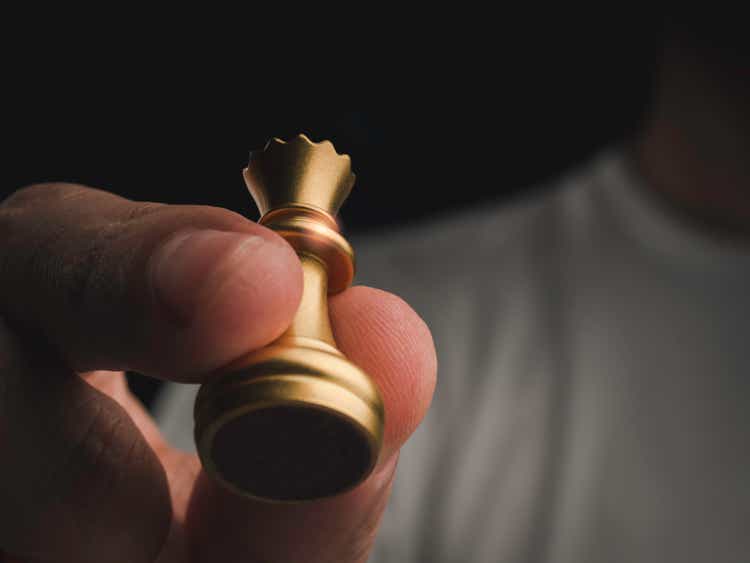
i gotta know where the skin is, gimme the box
[633,33,750,241]
[0,184,437,562]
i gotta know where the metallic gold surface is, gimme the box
[194,134,385,502]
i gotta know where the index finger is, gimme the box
[184,286,438,562]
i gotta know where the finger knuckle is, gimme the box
[1,182,90,209]
[48,398,138,506]
[119,201,166,223]
[0,184,91,270]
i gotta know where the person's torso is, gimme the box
[155,149,750,563]
[364,150,750,563]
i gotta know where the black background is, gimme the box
[1,23,662,406]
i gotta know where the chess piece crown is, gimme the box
[193,134,385,502]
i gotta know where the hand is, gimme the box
[0,184,436,563]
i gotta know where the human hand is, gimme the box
[0,183,436,562]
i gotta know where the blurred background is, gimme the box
[1,19,665,407]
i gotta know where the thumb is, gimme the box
[0,183,303,380]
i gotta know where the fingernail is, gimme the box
[150,229,269,325]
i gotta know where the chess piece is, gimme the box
[194,134,385,502]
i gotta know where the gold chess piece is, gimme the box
[193,134,385,502]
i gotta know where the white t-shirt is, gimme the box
[154,149,750,563]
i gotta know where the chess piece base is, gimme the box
[194,340,384,502]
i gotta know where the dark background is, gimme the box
[1,24,662,407]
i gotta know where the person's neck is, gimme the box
[632,38,750,243]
